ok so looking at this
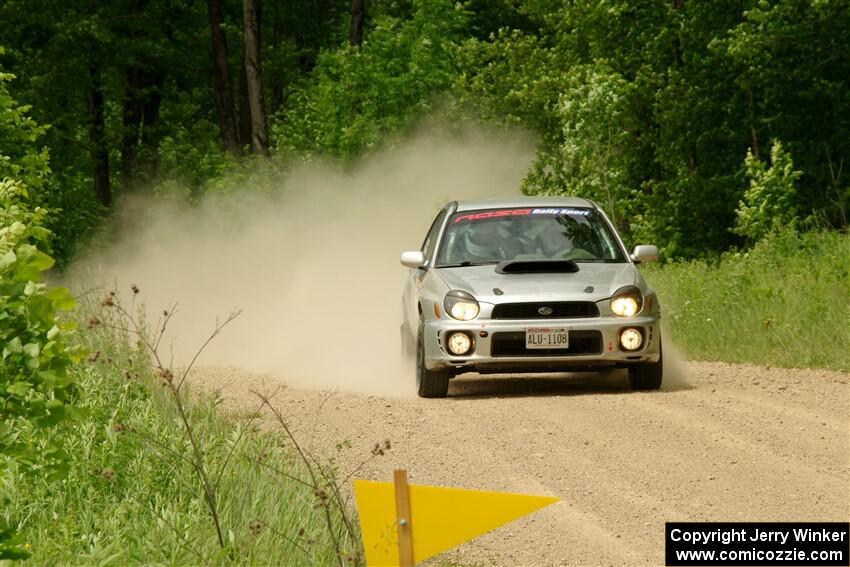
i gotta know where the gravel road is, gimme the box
[195,362,849,566]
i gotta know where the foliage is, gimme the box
[273,0,468,161]
[553,65,634,228]
[1,0,849,262]
[6,295,369,565]
[0,2,848,560]
[0,58,50,193]
[0,1,220,263]
[643,229,849,371]
[457,0,850,256]
[157,122,241,199]
[0,177,84,559]
[1,48,84,561]
[718,0,850,221]
[733,140,803,242]
[0,48,100,266]
[455,27,571,179]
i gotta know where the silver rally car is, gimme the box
[400,197,662,398]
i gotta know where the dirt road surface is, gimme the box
[195,362,849,566]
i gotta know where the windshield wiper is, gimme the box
[437,260,499,268]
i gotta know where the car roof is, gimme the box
[454,196,596,212]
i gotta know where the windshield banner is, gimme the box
[454,208,591,223]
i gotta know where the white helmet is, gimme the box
[463,222,502,259]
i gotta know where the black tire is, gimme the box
[629,340,663,390]
[416,321,449,398]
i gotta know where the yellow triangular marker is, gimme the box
[354,479,558,566]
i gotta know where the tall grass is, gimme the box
[3,297,362,565]
[643,229,849,371]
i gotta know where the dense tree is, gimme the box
[274,0,467,160]
[0,0,845,263]
[458,0,849,255]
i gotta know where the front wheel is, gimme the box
[628,340,663,390]
[416,321,449,398]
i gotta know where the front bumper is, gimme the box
[423,315,661,373]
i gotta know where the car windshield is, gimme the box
[435,206,626,266]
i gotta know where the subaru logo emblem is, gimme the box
[538,306,554,316]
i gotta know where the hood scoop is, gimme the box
[495,259,579,274]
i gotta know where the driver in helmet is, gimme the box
[463,221,509,261]
[537,218,573,258]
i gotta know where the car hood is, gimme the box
[436,263,638,304]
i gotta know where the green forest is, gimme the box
[1,0,849,564]
[1,0,848,263]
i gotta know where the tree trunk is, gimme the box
[243,0,270,156]
[238,60,252,147]
[207,0,241,157]
[350,0,365,47]
[87,66,111,208]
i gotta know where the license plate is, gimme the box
[525,327,569,349]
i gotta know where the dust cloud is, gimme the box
[661,336,691,391]
[69,126,534,396]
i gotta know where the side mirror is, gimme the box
[631,245,659,264]
[400,250,426,269]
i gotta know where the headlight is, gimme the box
[444,290,480,321]
[610,286,643,317]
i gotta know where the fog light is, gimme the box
[447,332,472,355]
[619,328,643,351]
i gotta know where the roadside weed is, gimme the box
[644,229,849,371]
[7,293,364,565]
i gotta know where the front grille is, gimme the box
[490,330,603,357]
[491,301,599,319]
